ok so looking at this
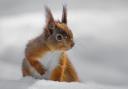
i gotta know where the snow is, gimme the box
[0,9,128,89]
[0,77,127,89]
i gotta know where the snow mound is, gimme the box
[29,80,128,89]
[0,77,88,89]
[0,77,127,89]
[29,80,86,89]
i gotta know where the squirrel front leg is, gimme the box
[50,54,80,82]
[27,57,46,75]
[65,60,80,82]
[50,66,62,81]
[50,53,69,82]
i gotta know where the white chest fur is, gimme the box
[40,51,62,70]
[27,51,62,79]
[39,51,62,79]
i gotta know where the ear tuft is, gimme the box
[62,5,67,24]
[45,6,55,24]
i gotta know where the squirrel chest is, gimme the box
[26,51,62,79]
[40,51,62,70]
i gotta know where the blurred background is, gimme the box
[0,0,128,87]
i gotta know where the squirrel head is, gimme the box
[43,6,74,51]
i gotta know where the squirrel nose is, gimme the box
[71,42,75,48]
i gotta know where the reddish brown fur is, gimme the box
[50,53,79,82]
[22,6,79,82]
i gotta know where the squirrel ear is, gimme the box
[61,5,67,24]
[45,6,55,24]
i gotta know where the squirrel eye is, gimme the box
[56,34,63,41]
[48,24,55,30]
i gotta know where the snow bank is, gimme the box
[29,80,86,89]
[0,77,127,89]
[29,80,128,89]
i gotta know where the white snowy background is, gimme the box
[0,0,128,89]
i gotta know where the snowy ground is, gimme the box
[0,77,127,89]
[0,8,128,89]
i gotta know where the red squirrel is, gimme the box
[22,6,79,82]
